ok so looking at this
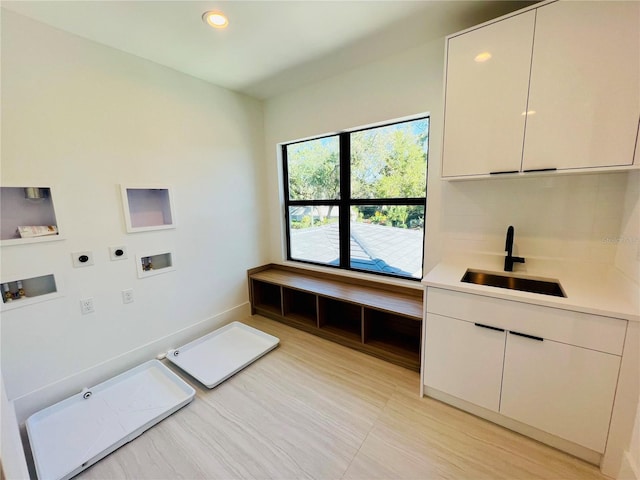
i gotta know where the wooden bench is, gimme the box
[248,264,424,370]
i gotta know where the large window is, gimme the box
[283,117,428,280]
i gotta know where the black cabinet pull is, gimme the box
[474,323,505,332]
[489,170,519,175]
[523,167,557,173]
[509,331,543,342]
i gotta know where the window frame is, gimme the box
[282,116,428,281]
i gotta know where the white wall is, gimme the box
[264,38,447,276]
[0,11,268,410]
[440,172,629,265]
[1,376,30,480]
[615,170,640,284]
[612,170,640,480]
[619,402,640,479]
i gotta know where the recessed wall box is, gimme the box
[0,186,63,246]
[120,185,176,233]
[136,250,175,278]
[1,273,61,311]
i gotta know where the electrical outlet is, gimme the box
[122,289,134,304]
[109,246,128,261]
[72,251,94,268]
[80,297,95,314]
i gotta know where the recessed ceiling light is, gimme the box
[474,52,492,63]
[202,11,228,29]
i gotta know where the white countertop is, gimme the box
[422,254,640,322]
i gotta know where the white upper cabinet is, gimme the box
[523,1,640,171]
[442,11,535,177]
[442,0,640,178]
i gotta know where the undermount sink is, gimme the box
[461,269,566,298]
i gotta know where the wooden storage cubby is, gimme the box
[251,279,283,316]
[363,309,421,361]
[248,264,423,370]
[318,298,362,342]
[282,288,317,326]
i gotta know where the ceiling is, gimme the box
[1,1,535,100]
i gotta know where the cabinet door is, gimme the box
[523,1,640,171]
[424,314,506,411]
[442,11,535,177]
[500,332,620,453]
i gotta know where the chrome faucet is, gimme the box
[504,225,525,272]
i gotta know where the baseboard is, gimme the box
[11,302,250,425]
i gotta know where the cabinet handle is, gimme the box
[489,170,519,175]
[474,323,505,332]
[509,331,543,342]
[523,168,557,173]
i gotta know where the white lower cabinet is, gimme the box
[424,314,505,412]
[423,287,627,454]
[500,332,620,453]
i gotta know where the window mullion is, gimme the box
[339,133,351,269]
[287,200,341,206]
[349,198,427,206]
